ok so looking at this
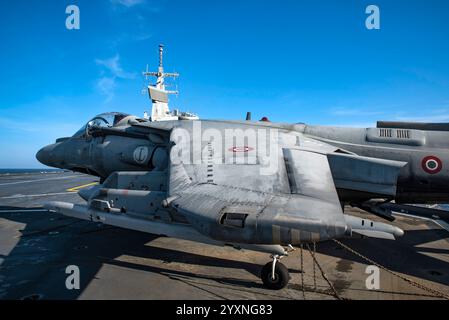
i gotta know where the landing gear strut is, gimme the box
[260,255,290,290]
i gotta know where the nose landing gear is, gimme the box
[260,255,290,290]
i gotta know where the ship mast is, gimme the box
[144,44,179,92]
[142,44,198,122]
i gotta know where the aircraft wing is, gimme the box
[166,144,404,245]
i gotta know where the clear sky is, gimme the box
[1,0,449,168]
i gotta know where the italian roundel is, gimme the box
[421,156,442,174]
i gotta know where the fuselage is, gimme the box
[303,125,449,203]
[36,114,449,204]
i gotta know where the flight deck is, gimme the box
[1,171,449,300]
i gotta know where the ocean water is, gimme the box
[0,168,66,175]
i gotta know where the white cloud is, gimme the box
[111,0,145,7]
[329,107,449,124]
[96,77,116,102]
[394,107,449,123]
[109,32,152,48]
[330,107,386,117]
[0,116,80,135]
[395,114,449,123]
[134,33,152,41]
[95,54,135,79]
[95,54,135,102]
[325,122,377,128]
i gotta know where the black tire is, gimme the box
[261,261,290,290]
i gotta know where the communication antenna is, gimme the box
[159,44,164,70]
[141,64,150,95]
[143,44,179,92]
[142,44,198,121]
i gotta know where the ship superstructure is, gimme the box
[143,44,199,121]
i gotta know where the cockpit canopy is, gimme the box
[73,112,130,138]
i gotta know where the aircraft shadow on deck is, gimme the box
[0,206,280,299]
[316,226,449,287]
[1,206,449,299]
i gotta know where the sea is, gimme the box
[0,169,66,175]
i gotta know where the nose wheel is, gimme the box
[261,255,290,290]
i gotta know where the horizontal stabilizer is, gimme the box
[328,153,406,197]
[283,148,340,203]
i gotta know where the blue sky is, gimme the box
[0,0,449,168]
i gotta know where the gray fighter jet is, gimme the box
[36,46,449,289]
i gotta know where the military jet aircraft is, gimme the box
[38,113,410,289]
[36,46,449,289]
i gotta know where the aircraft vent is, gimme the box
[396,129,411,139]
[379,128,392,138]
[366,128,425,146]
[220,212,248,228]
[378,128,411,139]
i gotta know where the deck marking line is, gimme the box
[66,182,98,192]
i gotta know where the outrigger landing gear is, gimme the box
[261,255,290,290]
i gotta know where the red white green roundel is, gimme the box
[421,156,442,174]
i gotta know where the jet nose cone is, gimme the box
[36,144,55,167]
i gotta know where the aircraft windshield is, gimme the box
[72,112,130,137]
